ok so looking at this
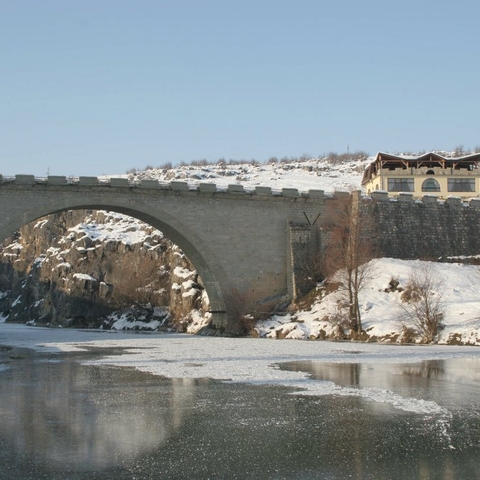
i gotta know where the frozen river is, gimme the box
[0,324,479,479]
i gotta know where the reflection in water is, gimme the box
[0,356,202,471]
[281,357,480,395]
[0,352,479,479]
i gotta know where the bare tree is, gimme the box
[400,263,445,343]
[323,191,376,334]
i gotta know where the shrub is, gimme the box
[400,264,445,343]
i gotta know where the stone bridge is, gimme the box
[0,174,326,333]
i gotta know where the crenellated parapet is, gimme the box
[368,189,480,209]
[0,174,329,199]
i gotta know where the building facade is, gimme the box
[362,152,480,198]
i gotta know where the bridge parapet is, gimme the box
[0,174,329,199]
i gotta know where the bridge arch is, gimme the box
[0,179,327,333]
[0,199,229,330]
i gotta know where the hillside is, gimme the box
[126,154,369,193]
[255,257,480,346]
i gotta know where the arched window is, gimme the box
[426,169,435,175]
[422,178,440,192]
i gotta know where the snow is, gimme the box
[128,156,369,194]
[73,273,97,282]
[67,212,163,246]
[186,309,211,334]
[173,266,194,278]
[256,258,480,345]
[34,219,49,229]
[11,295,22,307]
[181,280,198,297]
[110,314,162,331]
[56,262,72,269]
[32,256,46,266]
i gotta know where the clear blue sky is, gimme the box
[1,0,479,177]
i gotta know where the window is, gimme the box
[448,178,475,192]
[388,178,414,192]
[422,178,440,192]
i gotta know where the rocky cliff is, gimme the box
[0,210,210,332]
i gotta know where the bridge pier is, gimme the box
[210,311,229,332]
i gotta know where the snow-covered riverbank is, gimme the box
[256,257,480,345]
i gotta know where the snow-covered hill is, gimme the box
[127,154,370,194]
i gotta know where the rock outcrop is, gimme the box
[0,210,210,331]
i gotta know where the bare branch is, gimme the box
[322,192,377,334]
[399,263,445,343]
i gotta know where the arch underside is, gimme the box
[0,200,229,330]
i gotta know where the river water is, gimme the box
[0,346,479,479]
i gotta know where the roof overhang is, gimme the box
[362,151,480,185]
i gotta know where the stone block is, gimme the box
[79,176,98,186]
[228,184,244,193]
[170,181,189,191]
[140,179,159,189]
[469,198,480,208]
[199,183,217,192]
[333,191,351,200]
[370,191,389,201]
[398,193,414,203]
[282,188,299,197]
[422,195,438,204]
[255,186,272,195]
[308,189,324,198]
[47,175,67,185]
[445,196,462,206]
[110,178,129,187]
[15,174,35,185]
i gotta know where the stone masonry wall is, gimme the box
[365,193,480,259]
